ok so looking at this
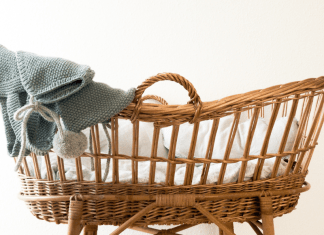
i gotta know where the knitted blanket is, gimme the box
[0,45,135,158]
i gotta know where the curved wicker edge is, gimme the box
[141,95,168,105]
[19,172,307,226]
[18,181,310,202]
[120,76,324,125]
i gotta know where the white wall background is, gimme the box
[1,1,324,234]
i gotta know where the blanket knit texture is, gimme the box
[0,45,135,157]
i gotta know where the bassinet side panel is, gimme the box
[16,74,324,228]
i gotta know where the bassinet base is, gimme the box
[18,172,308,234]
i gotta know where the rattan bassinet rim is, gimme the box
[118,76,324,125]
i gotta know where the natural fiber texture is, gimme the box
[53,130,87,159]
[19,172,306,225]
[0,45,94,157]
[0,45,136,168]
[15,50,94,104]
[13,95,64,171]
[0,45,24,96]
[15,73,324,235]
[57,81,135,133]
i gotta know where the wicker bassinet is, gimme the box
[15,73,324,235]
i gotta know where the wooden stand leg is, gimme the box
[219,222,234,235]
[67,199,84,235]
[195,204,235,235]
[83,225,98,235]
[260,195,275,235]
[110,203,157,235]
[247,222,263,235]
[130,224,196,234]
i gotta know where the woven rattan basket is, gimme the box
[15,73,324,235]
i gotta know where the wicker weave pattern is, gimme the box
[20,173,305,225]
[14,73,324,234]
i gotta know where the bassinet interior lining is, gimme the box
[24,115,298,185]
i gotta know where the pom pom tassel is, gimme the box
[13,95,87,171]
[53,130,87,159]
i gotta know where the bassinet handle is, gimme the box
[142,95,168,105]
[134,73,201,105]
[132,73,202,123]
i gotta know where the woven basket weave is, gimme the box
[16,73,324,235]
